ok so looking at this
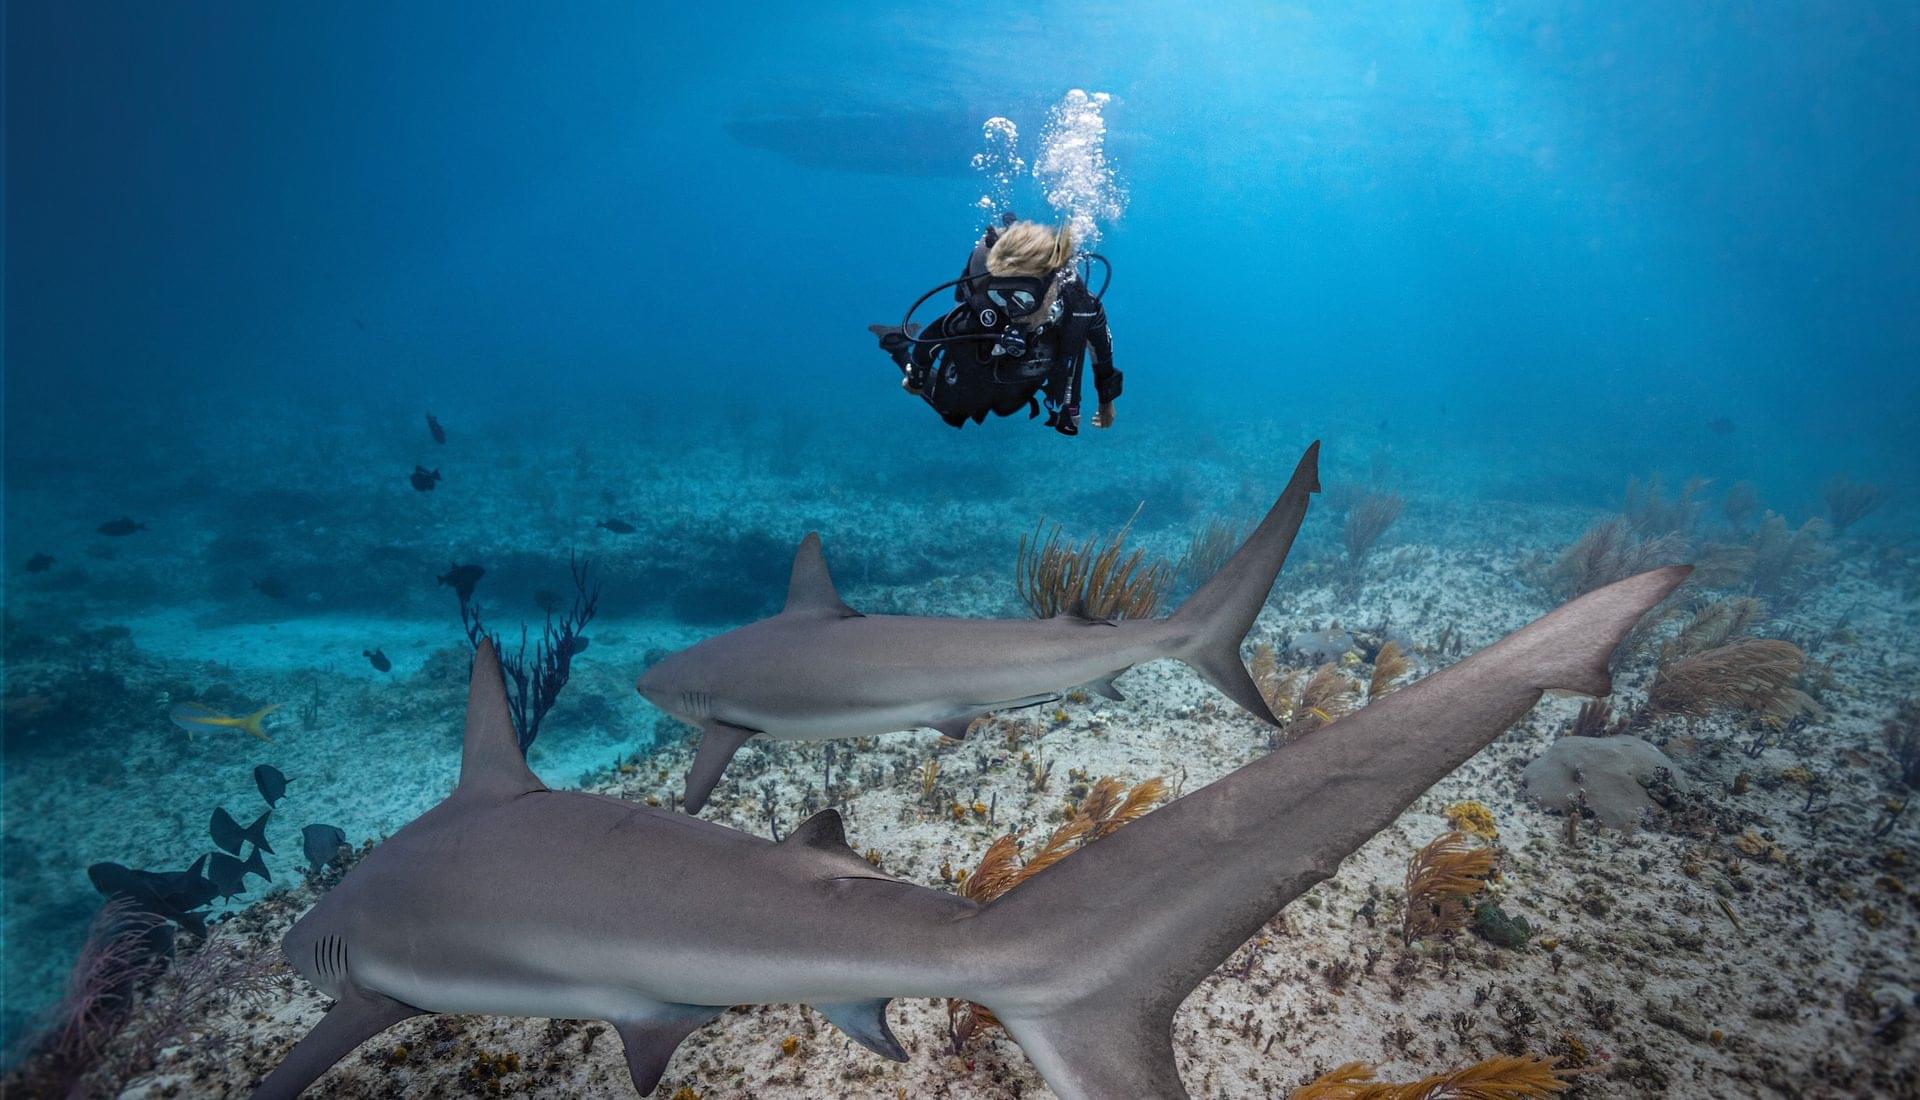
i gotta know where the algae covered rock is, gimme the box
[1522,734,1684,831]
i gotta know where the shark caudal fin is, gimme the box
[967,565,1688,1100]
[1166,441,1320,725]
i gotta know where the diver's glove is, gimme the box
[1093,401,1116,429]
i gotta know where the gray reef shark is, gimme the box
[252,553,1689,1098]
[642,443,1325,812]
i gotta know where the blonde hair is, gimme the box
[987,221,1076,277]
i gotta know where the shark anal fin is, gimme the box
[815,998,907,1062]
[682,720,759,814]
[783,533,862,617]
[249,987,421,1100]
[613,1004,726,1095]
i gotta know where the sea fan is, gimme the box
[1344,492,1405,566]
[1368,641,1411,700]
[1289,1054,1571,1099]
[1016,510,1171,621]
[1402,831,1498,943]
[1647,637,1806,727]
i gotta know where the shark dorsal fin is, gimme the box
[784,808,851,852]
[783,533,861,617]
[457,639,546,801]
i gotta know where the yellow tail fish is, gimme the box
[171,702,280,744]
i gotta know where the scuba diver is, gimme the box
[870,215,1120,436]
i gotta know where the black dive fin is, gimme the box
[783,533,861,617]
[455,639,547,801]
[815,998,908,1062]
[249,987,421,1100]
[682,720,758,814]
[612,1004,726,1095]
[243,846,272,883]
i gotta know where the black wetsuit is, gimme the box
[893,230,1121,435]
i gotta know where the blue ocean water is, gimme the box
[4,0,1916,1073]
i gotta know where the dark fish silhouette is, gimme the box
[438,563,486,601]
[598,518,637,534]
[97,517,146,536]
[25,553,53,573]
[302,823,348,873]
[211,807,274,856]
[566,635,590,656]
[364,648,392,672]
[427,413,446,444]
[206,850,269,900]
[410,466,442,492]
[533,589,562,614]
[254,764,291,807]
[252,577,290,600]
[88,856,217,936]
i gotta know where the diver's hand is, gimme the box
[902,375,924,396]
[1093,401,1116,429]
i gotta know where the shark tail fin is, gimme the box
[239,704,281,743]
[1166,442,1319,726]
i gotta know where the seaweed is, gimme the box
[1251,647,1360,741]
[1290,1054,1570,1099]
[9,899,166,1095]
[1722,480,1759,529]
[1402,831,1498,944]
[1343,492,1405,568]
[1884,699,1920,789]
[1175,517,1243,594]
[1015,510,1171,621]
[1625,473,1708,538]
[1701,512,1832,605]
[458,552,600,753]
[1565,698,1615,738]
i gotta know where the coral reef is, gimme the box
[1521,734,1684,831]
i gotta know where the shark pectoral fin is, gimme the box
[612,1005,726,1095]
[783,532,862,617]
[814,998,907,1062]
[928,714,980,739]
[682,720,759,814]
[249,987,421,1100]
[1085,674,1127,701]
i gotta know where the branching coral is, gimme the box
[1290,1054,1571,1099]
[1402,831,1498,943]
[1016,512,1171,621]
[1645,637,1808,727]
[1823,475,1886,533]
[1343,492,1405,566]
[1543,517,1688,600]
[459,552,601,752]
[949,776,1165,1043]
